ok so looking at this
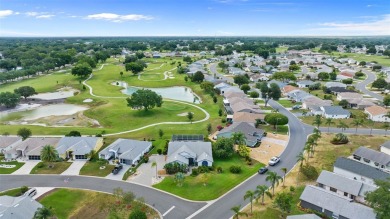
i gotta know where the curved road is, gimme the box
[0,175,206,219]
[355,68,383,101]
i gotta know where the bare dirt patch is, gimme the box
[250,133,288,164]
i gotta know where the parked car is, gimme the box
[268,156,281,166]
[112,164,123,175]
[24,188,37,197]
[258,166,268,174]
[292,105,302,110]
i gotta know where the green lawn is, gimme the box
[0,161,25,174]
[79,161,114,177]
[139,73,165,81]
[277,99,294,108]
[260,124,289,135]
[0,187,28,197]
[30,162,72,174]
[39,188,159,219]
[329,52,390,67]
[276,47,288,53]
[153,154,264,201]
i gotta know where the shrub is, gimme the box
[290,186,295,193]
[331,133,349,144]
[164,162,188,174]
[143,155,149,163]
[300,164,319,180]
[36,162,44,168]
[221,118,226,123]
[191,168,199,176]
[129,209,147,219]
[229,165,242,174]
[217,125,223,131]
[217,166,223,173]
[198,166,210,173]
[20,186,28,194]
[157,149,162,155]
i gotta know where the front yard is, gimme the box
[277,99,295,108]
[0,161,25,174]
[79,161,114,177]
[30,161,72,174]
[153,154,264,201]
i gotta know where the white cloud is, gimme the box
[310,14,390,35]
[26,11,39,16]
[0,10,14,18]
[86,13,153,22]
[36,14,54,19]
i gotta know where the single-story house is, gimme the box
[340,71,356,78]
[320,106,350,119]
[287,90,312,102]
[365,105,390,122]
[0,136,22,154]
[286,214,321,219]
[214,82,231,93]
[0,195,43,219]
[217,122,265,147]
[4,137,61,160]
[334,157,390,186]
[99,139,152,165]
[250,74,269,82]
[228,67,246,75]
[230,101,262,114]
[232,112,265,124]
[167,141,213,167]
[325,82,347,89]
[380,141,390,155]
[346,99,375,109]
[336,92,363,101]
[222,88,246,99]
[299,185,376,219]
[353,146,390,172]
[302,96,332,110]
[327,87,357,95]
[282,85,299,96]
[316,170,376,203]
[56,137,103,160]
[297,80,315,88]
[268,80,286,88]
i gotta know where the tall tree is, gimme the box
[352,118,364,134]
[264,113,288,129]
[325,118,334,132]
[187,112,194,123]
[14,86,36,99]
[266,171,283,195]
[231,132,246,145]
[366,179,390,219]
[255,185,269,205]
[0,92,21,108]
[17,128,32,140]
[273,192,293,217]
[281,167,287,187]
[191,71,205,83]
[213,138,234,159]
[233,75,249,87]
[125,62,144,75]
[243,190,255,214]
[296,152,305,167]
[337,121,349,133]
[71,62,92,78]
[256,82,281,106]
[126,89,163,111]
[312,115,322,129]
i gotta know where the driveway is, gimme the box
[61,161,87,175]
[129,155,166,186]
[105,164,132,181]
[12,161,40,175]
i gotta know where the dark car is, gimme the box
[112,164,123,175]
[258,166,268,174]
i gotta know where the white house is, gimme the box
[380,141,390,155]
[167,141,213,167]
[99,139,152,165]
[320,106,350,119]
[353,146,390,173]
[365,105,390,122]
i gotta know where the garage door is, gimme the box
[28,155,41,160]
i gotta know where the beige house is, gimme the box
[365,105,390,122]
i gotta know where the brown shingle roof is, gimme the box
[365,105,388,116]
[283,85,299,94]
[233,112,265,123]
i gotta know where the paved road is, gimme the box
[209,63,234,83]
[191,100,313,219]
[355,68,383,101]
[0,175,206,219]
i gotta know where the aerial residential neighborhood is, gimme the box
[0,0,390,219]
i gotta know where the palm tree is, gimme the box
[231,205,248,219]
[367,119,375,136]
[40,145,58,168]
[313,128,322,138]
[266,171,283,195]
[337,121,349,133]
[306,137,318,156]
[34,207,53,219]
[281,167,287,187]
[255,185,268,205]
[231,132,246,145]
[312,115,322,129]
[304,144,312,161]
[243,190,255,214]
[352,118,364,134]
[325,118,334,132]
[383,122,390,136]
[151,161,158,179]
[296,152,305,167]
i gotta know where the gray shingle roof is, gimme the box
[286,214,321,219]
[321,106,350,116]
[0,195,42,219]
[56,137,100,156]
[217,122,264,146]
[167,141,213,164]
[334,157,390,180]
[300,186,376,219]
[297,80,315,86]
[317,170,363,196]
[354,146,390,166]
[99,139,151,161]
[0,137,21,149]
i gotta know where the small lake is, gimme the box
[0,104,88,121]
[122,86,201,104]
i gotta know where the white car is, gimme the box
[268,156,281,166]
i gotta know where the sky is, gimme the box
[0,0,389,37]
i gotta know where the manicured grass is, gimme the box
[260,124,289,135]
[0,187,27,197]
[39,188,158,219]
[139,73,166,81]
[30,162,72,174]
[0,161,25,174]
[153,154,264,201]
[330,52,390,67]
[276,46,288,53]
[79,161,114,177]
[277,99,294,108]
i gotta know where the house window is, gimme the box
[374,162,379,167]
[353,155,361,161]
[344,192,348,197]
[351,195,355,199]
[363,158,370,163]
[330,187,337,192]
[318,183,324,188]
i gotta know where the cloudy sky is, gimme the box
[0,0,389,37]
